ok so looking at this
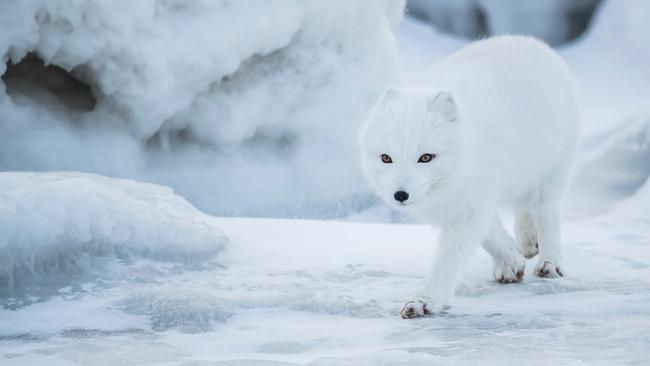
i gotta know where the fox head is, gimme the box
[359,88,465,210]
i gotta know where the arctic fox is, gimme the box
[359,36,579,319]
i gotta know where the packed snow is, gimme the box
[1,0,650,365]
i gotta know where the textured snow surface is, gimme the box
[1,217,649,365]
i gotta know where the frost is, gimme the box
[0,0,404,218]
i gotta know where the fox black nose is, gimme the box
[394,190,409,203]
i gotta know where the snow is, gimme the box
[560,0,650,218]
[0,172,227,306]
[1,217,649,364]
[2,0,650,365]
[0,0,403,218]
[561,0,650,137]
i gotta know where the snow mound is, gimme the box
[0,172,227,302]
[0,0,405,218]
[571,116,650,217]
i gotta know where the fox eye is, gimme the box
[380,154,393,164]
[418,153,436,163]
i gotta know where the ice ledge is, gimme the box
[0,171,227,301]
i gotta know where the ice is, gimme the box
[0,0,404,218]
[0,172,226,304]
[1,217,648,364]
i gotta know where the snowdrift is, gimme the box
[0,172,227,304]
[560,0,650,217]
[571,116,650,217]
[0,0,404,218]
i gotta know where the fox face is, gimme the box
[359,89,464,210]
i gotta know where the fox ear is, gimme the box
[380,88,400,107]
[427,91,457,122]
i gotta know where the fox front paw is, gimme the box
[400,298,445,319]
[400,300,429,319]
[535,260,564,278]
[493,255,525,283]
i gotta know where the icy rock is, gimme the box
[0,172,227,296]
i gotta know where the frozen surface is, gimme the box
[2,1,650,365]
[0,172,227,306]
[1,216,649,365]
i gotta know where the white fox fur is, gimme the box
[359,36,579,318]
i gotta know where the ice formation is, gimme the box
[0,172,227,304]
[0,0,405,217]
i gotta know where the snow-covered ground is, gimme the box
[2,1,650,365]
[2,214,649,365]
